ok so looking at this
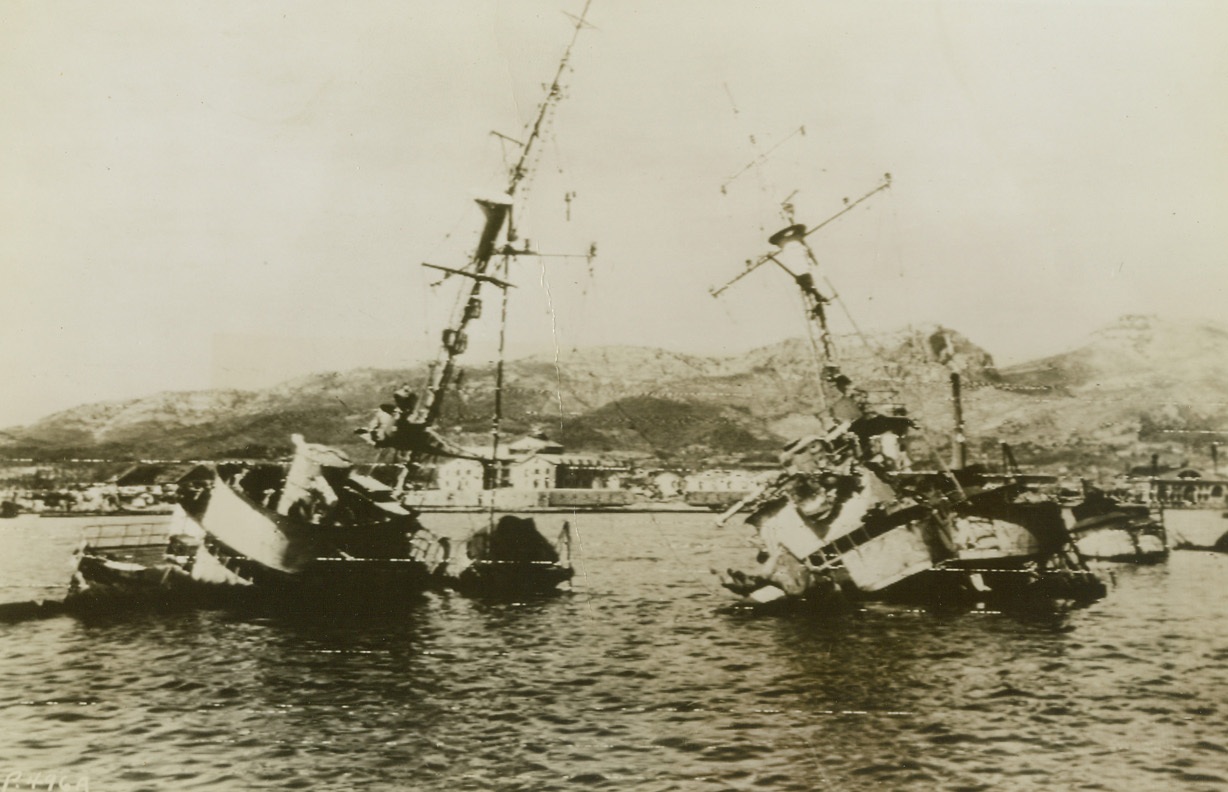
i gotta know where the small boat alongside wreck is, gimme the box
[712,180,1105,612]
[67,3,593,610]
[436,516,574,597]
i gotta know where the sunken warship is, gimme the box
[714,178,1106,613]
[64,2,596,612]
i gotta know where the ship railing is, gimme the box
[78,521,170,552]
[410,531,450,567]
[806,544,842,573]
[468,560,566,567]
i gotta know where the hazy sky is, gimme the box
[2,0,1225,426]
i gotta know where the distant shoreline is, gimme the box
[7,504,719,521]
[412,503,717,515]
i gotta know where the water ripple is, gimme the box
[1,515,1227,790]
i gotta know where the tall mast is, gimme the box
[413,1,593,441]
[508,0,593,199]
[950,371,967,469]
[490,257,512,493]
[710,175,892,416]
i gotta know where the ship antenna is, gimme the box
[508,0,593,198]
[487,255,513,525]
[710,175,892,362]
[720,124,807,196]
[709,176,892,300]
[390,2,595,482]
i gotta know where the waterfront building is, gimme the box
[1152,470,1228,507]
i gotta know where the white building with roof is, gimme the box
[427,434,626,495]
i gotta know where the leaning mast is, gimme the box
[710,175,892,417]
[412,1,593,449]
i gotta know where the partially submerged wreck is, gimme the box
[436,516,574,598]
[713,179,1105,612]
[723,450,1102,610]
[1066,484,1167,564]
[173,440,439,604]
[66,3,594,611]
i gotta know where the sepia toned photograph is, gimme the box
[1,1,1225,789]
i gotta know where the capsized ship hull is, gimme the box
[720,437,1104,612]
[710,184,1104,613]
[181,465,438,601]
[69,437,441,611]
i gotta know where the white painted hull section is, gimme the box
[197,477,295,573]
[950,515,1040,561]
[1075,529,1166,559]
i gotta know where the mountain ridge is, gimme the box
[4,314,1227,472]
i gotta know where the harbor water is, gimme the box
[1,512,1227,791]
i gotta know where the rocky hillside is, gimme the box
[2,315,1225,473]
[978,314,1228,470]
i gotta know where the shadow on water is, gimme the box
[715,595,1080,633]
[0,575,577,628]
[0,577,441,623]
[454,587,573,612]
[711,597,1082,702]
[0,598,68,624]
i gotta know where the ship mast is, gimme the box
[711,175,892,420]
[950,370,968,469]
[409,1,593,463]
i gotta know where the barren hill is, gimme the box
[3,314,1225,473]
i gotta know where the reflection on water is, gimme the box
[1,513,1227,790]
